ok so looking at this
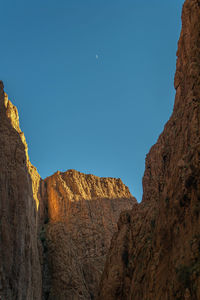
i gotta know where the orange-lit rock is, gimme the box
[44,170,135,299]
[0,85,135,299]
[3,91,42,211]
[1,1,199,299]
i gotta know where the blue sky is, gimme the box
[1,0,184,201]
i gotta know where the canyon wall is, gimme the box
[98,1,200,299]
[44,170,135,299]
[0,82,135,299]
[0,81,43,299]
[1,1,200,299]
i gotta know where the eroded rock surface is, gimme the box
[44,170,135,299]
[98,1,200,299]
[0,82,135,299]
[1,1,198,299]
[0,82,43,299]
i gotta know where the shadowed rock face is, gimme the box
[0,81,43,299]
[0,82,135,299]
[98,1,200,299]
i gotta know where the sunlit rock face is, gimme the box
[2,1,199,299]
[44,170,135,299]
[0,82,43,299]
[0,82,136,299]
[98,1,200,299]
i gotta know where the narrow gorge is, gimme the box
[0,0,200,299]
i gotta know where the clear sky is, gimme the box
[1,0,185,201]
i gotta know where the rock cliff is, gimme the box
[98,1,200,299]
[1,0,199,299]
[0,82,135,299]
[43,170,135,299]
[0,81,43,299]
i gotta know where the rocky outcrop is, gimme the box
[0,82,135,299]
[98,1,200,299]
[44,170,135,299]
[0,81,43,299]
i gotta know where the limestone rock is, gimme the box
[98,1,200,299]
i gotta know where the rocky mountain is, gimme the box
[98,1,200,299]
[0,82,135,299]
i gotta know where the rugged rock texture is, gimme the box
[44,170,135,299]
[0,82,43,299]
[98,1,200,299]
[0,82,135,299]
[2,1,199,299]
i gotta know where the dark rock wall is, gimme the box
[98,1,200,299]
[0,81,42,300]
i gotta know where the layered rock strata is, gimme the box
[98,1,200,299]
